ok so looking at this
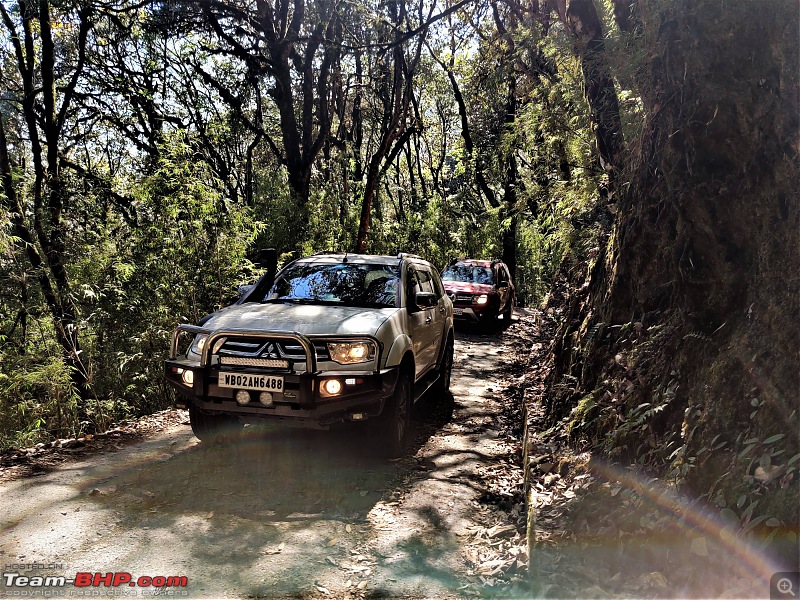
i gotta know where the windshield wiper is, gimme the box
[262,297,342,305]
[339,300,393,309]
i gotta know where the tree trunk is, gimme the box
[547,0,799,545]
[0,1,90,394]
[353,0,425,252]
[563,0,623,172]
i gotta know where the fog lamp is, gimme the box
[474,294,489,305]
[181,370,194,386]
[235,389,252,405]
[259,392,274,406]
[321,379,343,397]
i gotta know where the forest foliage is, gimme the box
[0,0,797,550]
[0,0,604,446]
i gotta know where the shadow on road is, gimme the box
[1,325,519,598]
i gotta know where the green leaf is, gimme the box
[765,518,781,527]
[744,514,768,531]
[762,434,785,444]
[719,508,739,524]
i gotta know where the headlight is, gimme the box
[473,294,489,305]
[327,341,376,365]
[191,334,208,355]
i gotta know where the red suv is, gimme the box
[441,259,515,324]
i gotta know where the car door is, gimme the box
[496,264,511,311]
[405,267,437,379]
[427,267,449,362]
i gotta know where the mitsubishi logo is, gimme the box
[261,343,281,359]
[449,293,456,302]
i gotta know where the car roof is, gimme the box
[449,259,496,268]
[294,253,432,267]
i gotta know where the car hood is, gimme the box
[202,303,398,336]
[443,281,494,295]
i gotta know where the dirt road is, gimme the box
[0,327,528,599]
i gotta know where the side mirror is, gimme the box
[414,291,437,310]
[258,248,279,285]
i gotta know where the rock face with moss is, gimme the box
[545,0,799,567]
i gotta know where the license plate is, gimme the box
[218,372,284,392]
[453,308,464,315]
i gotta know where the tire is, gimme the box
[188,405,243,443]
[502,295,515,323]
[379,374,411,458]
[435,338,454,395]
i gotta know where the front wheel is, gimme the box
[188,405,243,443]
[502,295,515,323]
[378,374,411,458]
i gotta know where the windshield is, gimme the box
[441,264,494,285]
[263,262,400,308]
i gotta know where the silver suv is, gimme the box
[164,252,454,457]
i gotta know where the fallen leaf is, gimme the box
[631,571,668,590]
[326,557,337,566]
[315,585,330,595]
[754,465,781,483]
[326,538,337,547]
[690,536,708,556]
[486,524,516,538]
[357,581,368,590]
[263,542,285,555]
[582,585,609,597]
[345,524,352,533]
[476,559,509,575]
[349,565,370,573]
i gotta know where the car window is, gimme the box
[416,268,435,294]
[430,269,445,298]
[406,268,422,304]
[442,264,494,285]
[264,263,400,308]
[498,266,508,285]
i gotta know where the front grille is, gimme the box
[215,337,329,361]
[222,340,263,353]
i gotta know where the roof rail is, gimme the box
[397,252,423,260]
[312,251,345,256]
